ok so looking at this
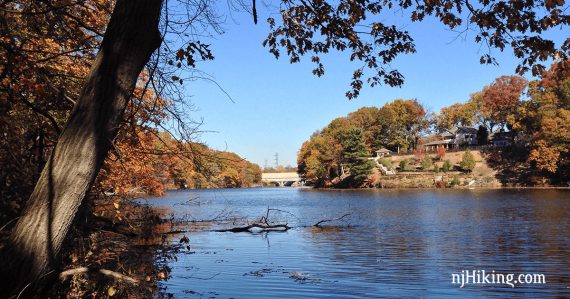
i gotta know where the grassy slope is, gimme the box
[371,150,501,188]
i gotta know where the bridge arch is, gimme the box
[261,172,303,187]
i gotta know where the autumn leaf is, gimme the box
[107,286,117,297]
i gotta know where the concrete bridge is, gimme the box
[261,172,303,187]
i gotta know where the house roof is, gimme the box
[423,139,453,146]
[450,126,478,135]
[376,148,392,153]
[490,131,515,140]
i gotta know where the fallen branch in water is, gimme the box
[173,196,204,206]
[215,208,353,233]
[216,222,289,233]
[216,207,291,232]
[260,208,299,224]
[59,267,139,285]
[313,213,352,227]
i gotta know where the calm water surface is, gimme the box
[142,188,570,298]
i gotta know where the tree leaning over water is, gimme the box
[1,0,569,296]
[0,0,164,295]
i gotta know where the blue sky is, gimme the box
[182,5,566,167]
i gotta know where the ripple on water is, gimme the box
[142,188,570,298]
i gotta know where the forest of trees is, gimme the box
[100,131,262,194]
[0,0,567,297]
[0,0,261,226]
[0,1,260,295]
[298,99,428,186]
[298,60,570,186]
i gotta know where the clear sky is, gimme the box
[181,4,566,168]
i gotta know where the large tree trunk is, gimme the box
[0,0,163,296]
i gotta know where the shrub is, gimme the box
[421,155,433,170]
[442,160,452,172]
[460,150,476,172]
[378,158,393,168]
[450,176,460,187]
[399,159,409,171]
[434,164,439,173]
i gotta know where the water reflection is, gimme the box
[143,188,570,298]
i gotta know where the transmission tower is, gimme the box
[274,152,279,168]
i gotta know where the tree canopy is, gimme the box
[435,76,528,133]
[516,59,570,176]
[482,75,528,130]
[0,0,259,224]
[297,98,430,186]
[265,0,569,98]
[300,60,570,185]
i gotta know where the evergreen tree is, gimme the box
[421,155,434,170]
[477,126,489,145]
[460,150,476,172]
[341,127,374,184]
[399,159,409,171]
[442,160,452,172]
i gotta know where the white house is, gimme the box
[375,148,393,158]
[423,126,479,152]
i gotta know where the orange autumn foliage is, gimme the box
[0,0,114,222]
[482,75,528,129]
[517,60,570,176]
[0,1,260,223]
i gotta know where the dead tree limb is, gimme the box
[260,208,293,224]
[215,208,352,233]
[217,207,293,232]
[313,213,352,228]
[216,223,289,233]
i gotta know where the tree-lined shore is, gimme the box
[298,61,570,188]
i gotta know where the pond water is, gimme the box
[141,188,570,298]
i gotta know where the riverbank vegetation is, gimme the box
[298,60,570,188]
[49,199,177,298]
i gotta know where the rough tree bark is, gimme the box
[0,0,163,296]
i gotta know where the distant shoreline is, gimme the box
[305,186,570,191]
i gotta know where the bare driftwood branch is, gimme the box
[216,222,289,233]
[260,208,299,223]
[215,207,291,233]
[59,267,139,285]
[313,213,352,228]
[216,208,353,232]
